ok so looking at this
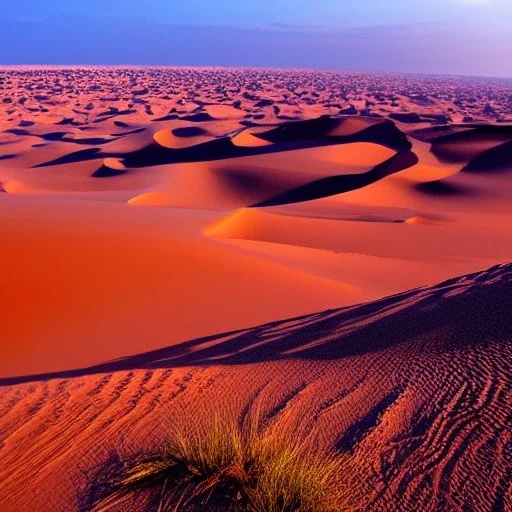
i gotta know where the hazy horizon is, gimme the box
[1,63,512,82]
[1,0,511,78]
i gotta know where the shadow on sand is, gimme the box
[1,263,510,387]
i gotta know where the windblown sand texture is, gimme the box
[0,67,511,511]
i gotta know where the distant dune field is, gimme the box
[0,68,511,512]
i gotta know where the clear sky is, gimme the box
[1,0,511,77]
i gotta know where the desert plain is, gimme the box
[0,67,511,511]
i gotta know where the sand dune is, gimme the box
[0,263,510,511]
[1,73,512,377]
[416,125,512,163]
[0,195,359,378]
[1,67,512,512]
[463,138,512,173]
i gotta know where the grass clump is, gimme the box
[94,413,345,512]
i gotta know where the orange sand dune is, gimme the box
[0,195,357,378]
[0,263,510,512]
[1,68,512,512]
[1,102,512,378]
[127,142,397,210]
[208,206,512,262]
[411,124,512,162]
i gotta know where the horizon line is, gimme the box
[1,64,511,81]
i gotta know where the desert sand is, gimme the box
[0,67,511,511]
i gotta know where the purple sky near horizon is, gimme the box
[0,0,511,77]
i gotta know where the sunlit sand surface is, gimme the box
[1,67,511,511]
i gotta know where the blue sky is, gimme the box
[1,0,511,76]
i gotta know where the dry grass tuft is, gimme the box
[94,412,346,512]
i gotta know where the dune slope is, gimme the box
[1,68,512,512]
[0,263,511,511]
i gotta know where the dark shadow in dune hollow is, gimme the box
[462,139,512,173]
[253,151,418,207]
[32,116,412,169]
[172,126,208,137]
[411,124,512,145]
[413,179,473,197]
[91,165,126,178]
